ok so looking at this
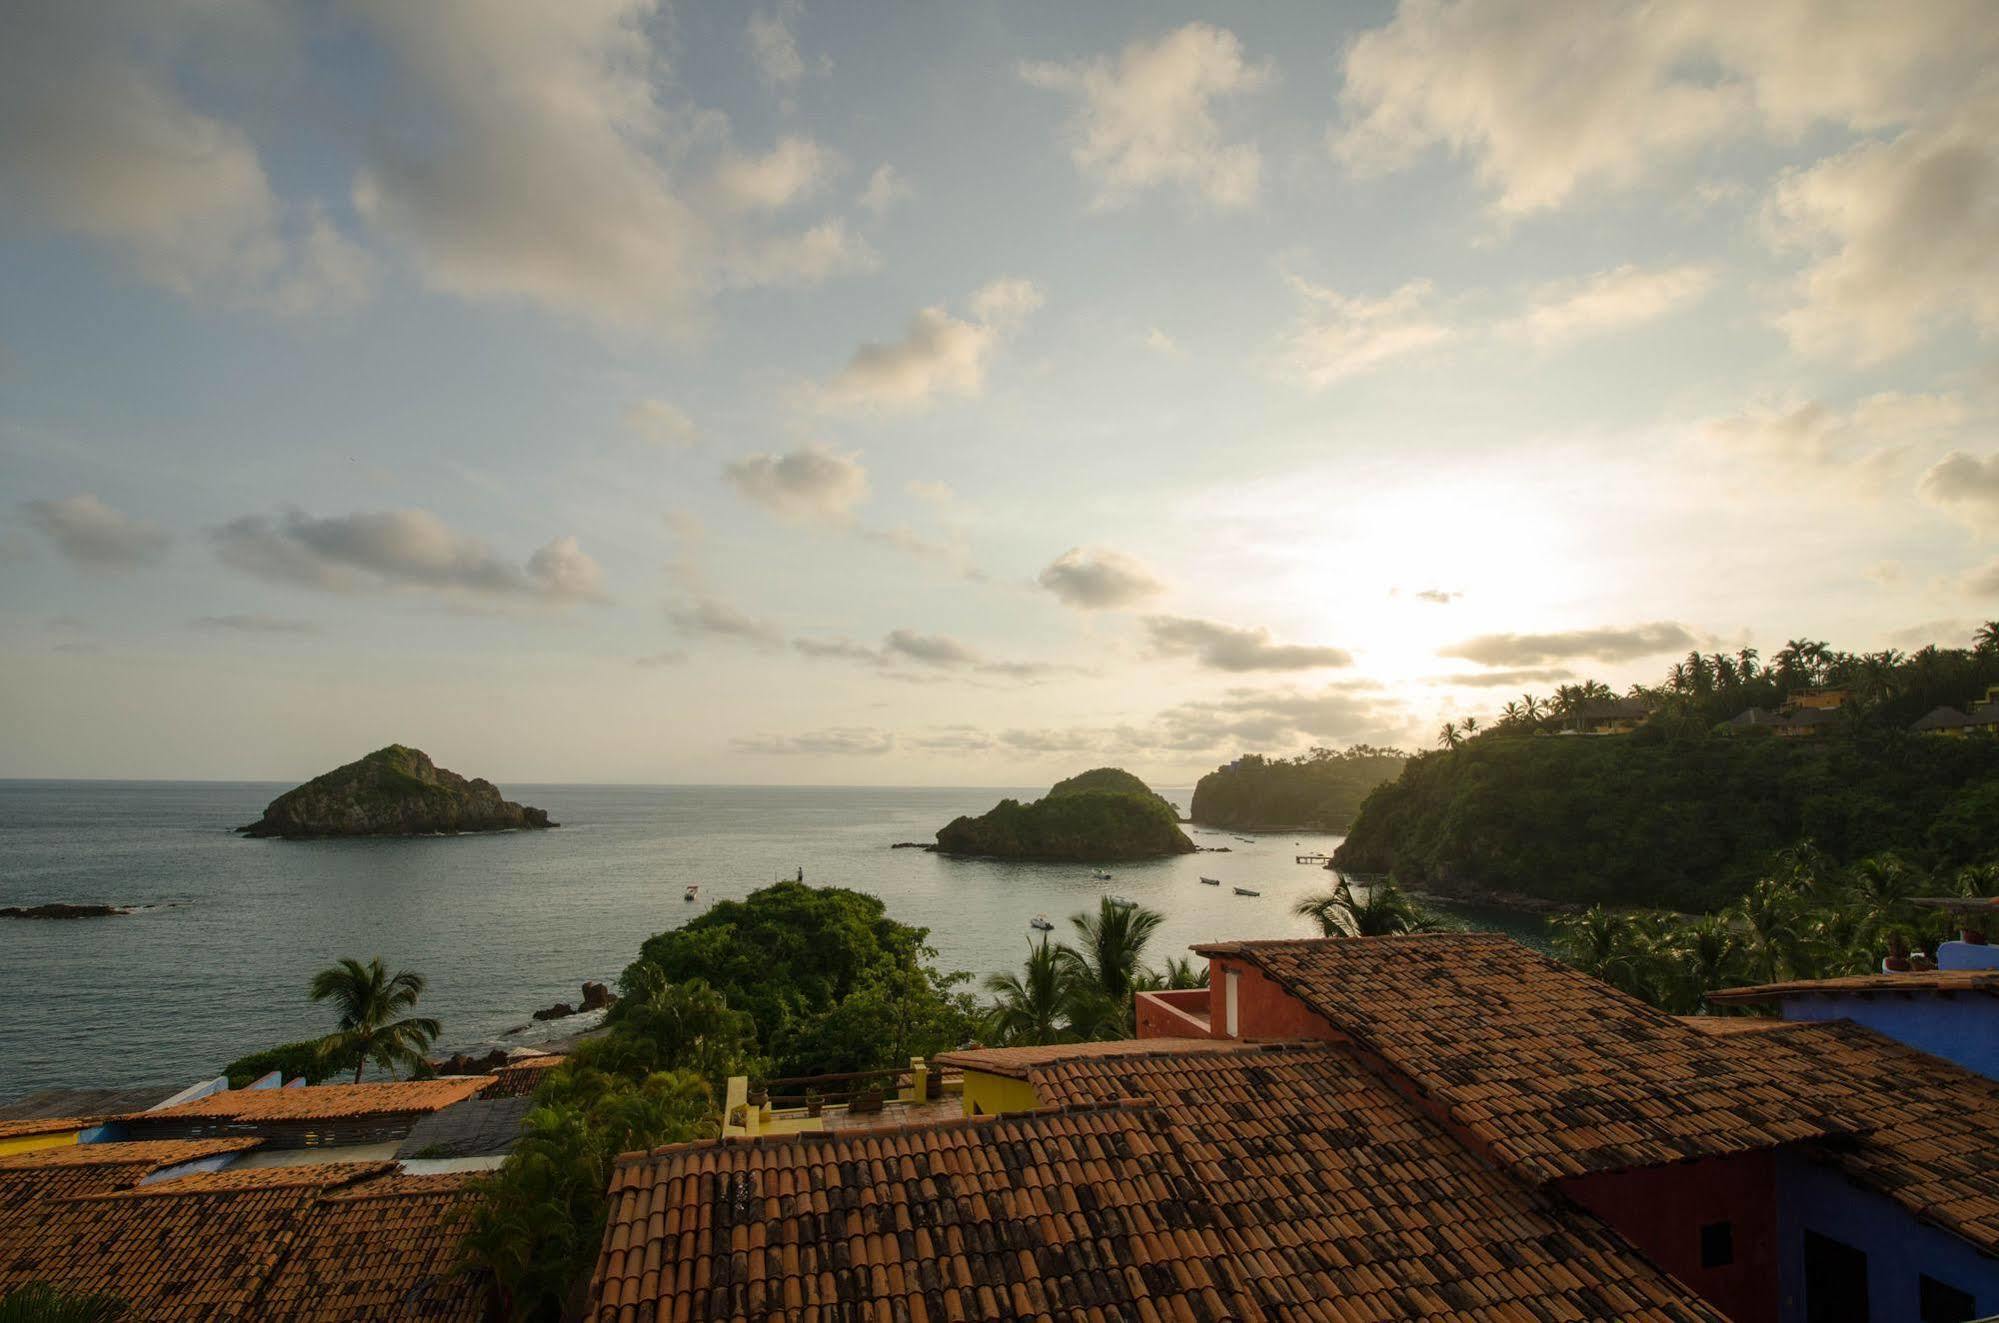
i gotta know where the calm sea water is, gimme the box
[0,781,1545,1093]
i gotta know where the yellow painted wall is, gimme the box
[0,1131,81,1158]
[960,1071,1039,1117]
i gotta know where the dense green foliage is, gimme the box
[221,1038,349,1089]
[1551,849,1996,1014]
[0,1283,129,1322]
[1191,746,1408,830]
[309,956,440,1082]
[618,882,977,1077]
[935,769,1194,860]
[1336,728,1999,911]
[1293,877,1441,938]
[982,898,1207,1045]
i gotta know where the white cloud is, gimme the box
[1144,327,1183,357]
[1037,547,1165,610]
[1144,616,1353,672]
[713,137,835,212]
[1021,23,1270,210]
[1921,451,1999,529]
[1500,263,1714,346]
[734,727,895,756]
[857,164,911,217]
[21,495,172,570]
[626,399,697,448]
[819,279,1043,411]
[668,596,784,649]
[1962,559,1999,597]
[906,480,957,509]
[210,508,603,603]
[0,5,371,314]
[1334,0,1994,215]
[1767,95,1999,364]
[1704,392,1962,490]
[724,444,869,524]
[746,2,805,91]
[1275,277,1451,388]
[876,629,1068,681]
[1441,621,1697,666]
[722,220,877,289]
[191,614,319,635]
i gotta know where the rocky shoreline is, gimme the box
[0,903,129,920]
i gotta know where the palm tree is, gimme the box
[1057,899,1165,1037]
[1500,700,1525,726]
[1844,854,1930,953]
[0,1285,128,1323]
[1437,720,1462,750]
[1670,915,1748,1013]
[1519,693,1545,723]
[1727,878,1808,985]
[1460,715,1480,737]
[310,957,441,1083]
[1977,621,1999,657]
[1294,876,1439,938]
[1551,905,1647,995]
[983,938,1072,1046]
[1159,955,1209,989]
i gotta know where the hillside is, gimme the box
[1332,731,1999,911]
[238,745,555,838]
[1191,748,1408,831]
[934,769,1195,860]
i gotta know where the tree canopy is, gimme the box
[1191,746,1408,831]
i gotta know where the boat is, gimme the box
[683,883,699,902]
[1092,869,1112,881]
[1199,876,1221,886]
[1234,836,1256,844]
[1107,894,1135,907]
[1029,913,1054,931]
[1233,886,1260,897]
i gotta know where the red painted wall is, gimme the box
[1558,1151,1779,1323]
[1205,958,1345,1041]
[1135,988,1212,1039]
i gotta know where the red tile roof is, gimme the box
[0,1116,97,1140]
[590,1042,1726,1322]
[122,1077,491,1123]
[1674,1015,1807,1036]
[484,1053,566,1098]
[0,1137,261,1171]
[1195,934,1855,1181]
[1705,970,1999,1002]
[254,1173,488,1321]
[931,1036,1245,1080]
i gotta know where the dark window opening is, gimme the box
[1698,1221,1734,1269]
[1920,1274,1975,1323]
[1804,1230,1870,1323]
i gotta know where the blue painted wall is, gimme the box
[1777,1152,1999,1322]
[1778,996,1999,1082]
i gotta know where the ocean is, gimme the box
[0,781,1545,1093]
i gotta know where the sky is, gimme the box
[3,1,1997,785]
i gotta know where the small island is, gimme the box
[932,767,1195,860]
[237,745,556,839]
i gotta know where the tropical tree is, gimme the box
[1977,621,1999,657]
[576,973,757,1085]
[1437,720,1462,750]
[982,938,1072,1047]
[1843,853,1929,950]
[1726,878,1809,985]
[309,957,440,1084]
[1663,915,1748,1013]
[1550,905,1651,999]
[1293,876,1439,938]
[0,1285,128,1323]
[1159,955,1209,989]
[1056,899,1164,1037]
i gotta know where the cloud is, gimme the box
[883,629,978,668]
[1144,327,1183,357]
[1143,616,1353,672]
[733,727,895,756]
[1037,547,1165,610]
[746,2,805,91]
[792,637,882,663]
[857,164,911,217]
[1414,589,1461,604]
[668,596,784,649]
[1885,618,1970,648]
[1021,23,1270,210]
[906,480,956,508]
[720,219,876,288]
[1435,667,1573,687]
[713,136,835,212]
[1274,277,1451,388]
[626,399,697,448]
[190,613,319,635]
[1963,560,1999,597]
[724,444,869,524]
[635,650,687,668]
[1441,621,1697,666]
[0,5,372,314]
[21,495,172,570]
[1921,451,1999,527]
[1333,0,1993,215]
[1767,95,1999,364]
[819,279,1042,411]
[1500,264,1714,346]
[1704,392,1961,490]
[210,508,603,602]
[1148,685,1406,752]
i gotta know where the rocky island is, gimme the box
[933,767,1195,860]
[237,745,556,839]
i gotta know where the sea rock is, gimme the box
[532,1002,576,1021]
[236,745,557,839]
[933,768,1197,861]
[0,903,130,919]
[579,981,613,1011]
[889,841,927,849]
[430,1048,510,1075]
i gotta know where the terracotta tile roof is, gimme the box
[127,1161,398,1195]
[0,1137,261,1171]
[124,1077,491,1123]
[589,1043,1725,1323]
[1740,1019,1999,1254]
[0,1115,97,1140]
[485,1053,566,1098]
[1195,933,1854,1181]
[254,1172,489,1321]
[1674,1015,1807,1036]
[1706,970,1999,1002]
[931,1036,1248,1081]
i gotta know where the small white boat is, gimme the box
[1092,869,1112,881]
[683,883,700,902]
[1029,913,1054,931]
[1107,894,1135,907]
[1233,886,1260,897]
[1199,876,1221,886]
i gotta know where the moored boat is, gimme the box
[1029,913,1054,931]
[1232,886,1260,896]
[1199,876,1221,886]
[684,883,699,902]
[1092,869,1112,881]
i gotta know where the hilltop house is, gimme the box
[1570,694,1653,735]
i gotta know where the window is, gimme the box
[1224,970,1240,1037]
[1804,1231,1869,1323]
[1698,1221,1733,1269]
[1920,1274,1975,1323]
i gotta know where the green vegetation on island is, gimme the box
[933,767,1195,859]
[1191,745,1408,831]
[1335,630,1999,912]
[237,744,554,838]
